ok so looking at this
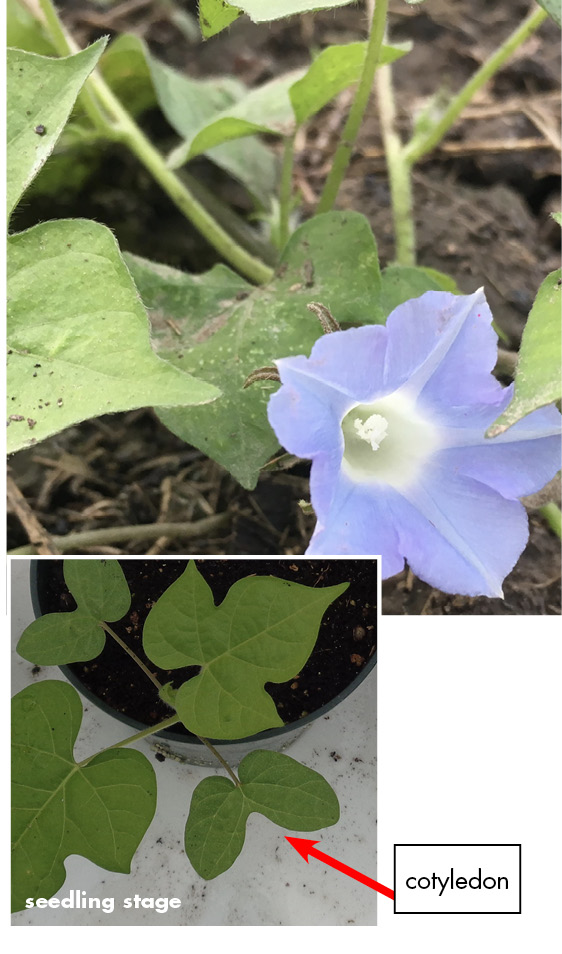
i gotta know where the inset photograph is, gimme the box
[11,557,378,925]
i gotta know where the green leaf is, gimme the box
[7,218,220,455]
[12,681,157,913]
[17,559,131,664]
[199,0,243,39]
[379,263,459,315]
[139,46,277,206]
[290,41,410,125]
[99,33,157,117]
[551,211,562,226]
[128,211,382,488]
[487,269,562,437]
[7,42,107,220]
[168,71,300,170]
[536,1,561,28]
[232,1,355,22]
[7,0,57,55]
[185,750,339,879]
[143,561,349,739]
[171,43,408,171]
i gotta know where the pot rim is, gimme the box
[29,559,377,747]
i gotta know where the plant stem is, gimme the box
[316,0,389,214]
[78,715,181,766]
[101,622,240,782]
[38,0,112,134]
[374,56,415,265]
[540,502,562,539]
[7,513,231,555]
[101,622,163,691]
[199,740,241,785]
[403,6,549,165]
[37,0,273,285]
[279,133,296,249]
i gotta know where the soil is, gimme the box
[33,558,378,736]
[8,0,561,615]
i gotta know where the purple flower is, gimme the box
[267,289,561,597]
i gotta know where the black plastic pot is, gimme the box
[30,560,377,765]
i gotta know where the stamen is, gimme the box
[353,414,388,451]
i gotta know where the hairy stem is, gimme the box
[37,0,273,284]
[316,0,389,214]
[374,56,415,265]
[403,6,549,165]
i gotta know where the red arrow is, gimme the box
[285,837,394,900]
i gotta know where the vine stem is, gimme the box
[37,0,273,285]
[198,741,241,786]
[101,609,241,783]
[374,53,415,265]
[101,622,163,691]
[316,0,389,214]
[78,715,181,766]
[403,5,549,165]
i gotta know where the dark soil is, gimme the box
[8,1,561,614]
[34,558,377,736]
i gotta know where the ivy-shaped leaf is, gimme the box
[17,560,131,664]
[185,750,340,879]
[12,681,157,913]
[143,562,349,739]
[128,210,383,489]
[7,218,220,454]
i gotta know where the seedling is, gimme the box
[12,559,356,912]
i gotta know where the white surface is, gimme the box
[10,558,377,926]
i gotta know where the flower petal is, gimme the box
[276,323,388,401]
[438,403,562,498]
[267,358,347,458]
[384,288,501,404]
[396,464,529,597]
[306,469,405,577]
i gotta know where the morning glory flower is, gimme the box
[267,289,561,597]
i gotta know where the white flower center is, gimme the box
[353,414,388,451]
[341,391,441,490]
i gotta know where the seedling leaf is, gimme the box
[17,560,131,664]
[12,681,156,912]
[143,562,349,738]
[185,750,339,878]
